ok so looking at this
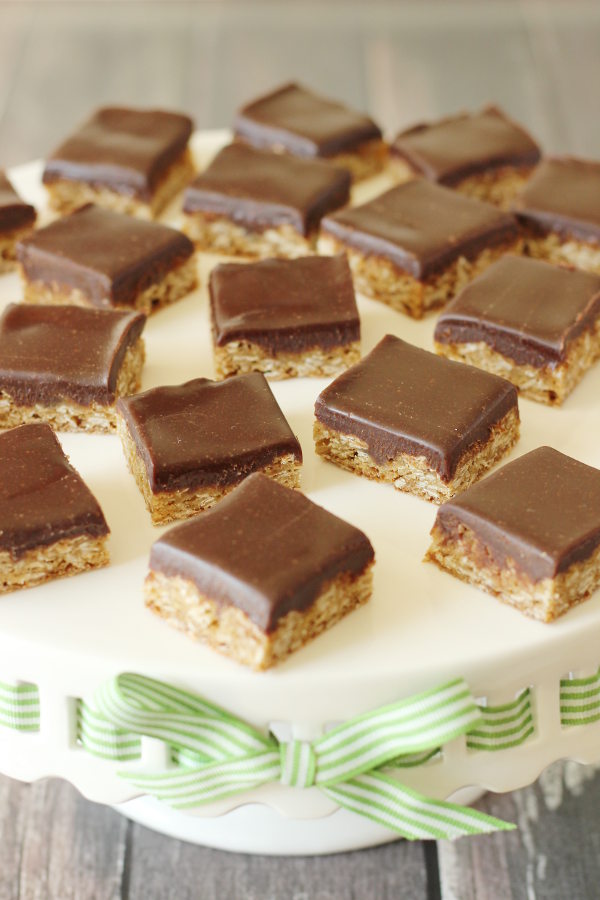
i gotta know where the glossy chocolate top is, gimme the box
[315,334,518,482]
[0,171,36,233]
[0,303,145,406]
[16,204,194,308]
[234,82,382,158]
[117,373,302,493]
[434,446,600,581]
[149,472,374,633]
[182,143,351,236]
[42,106,193,199]
[209,254,360,353]
[0,423,109,559]
[320,180,518,278]
[512,157,600,242]
[435,255,600,368]
[391,106,540,185]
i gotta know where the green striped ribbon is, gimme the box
[466,689,534,751]
[0,680,40,733]
[560,668,600,726]
[77,701,142,761]
[87,673,515,840]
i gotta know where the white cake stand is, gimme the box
[1,132,599,854]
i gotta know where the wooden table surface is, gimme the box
[1,2,599,897]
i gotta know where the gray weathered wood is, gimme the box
[438,762,600,900]
[1,2,600,898]
[0,777,128,900]
[8,0,600,165]
[126,819,429,900]
[2,764,600,899]
[0,772,30,900]
[520,0,600,155]
[0,3,205,166]
[0,774,429,900]
[0,3,34,169]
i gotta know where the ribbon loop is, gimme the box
[85,673,515,840]
[279,740,317,789]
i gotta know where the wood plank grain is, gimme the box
[0,3,206,166]
[0,2,34,168]
[438,762,600,900]
[0,772,429,899]
[0,4,599,900]
[520,0,600,154]
[3,765,600,900]
[361,9,545,139]
[125,818,429,900]
[4,1,597,164]
[208,10,367,129]
[4,778,129,900]
[0,773,30,900]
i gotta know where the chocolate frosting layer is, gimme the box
[435,255,600,368]
[117,373,302,492]
[434,446,600,581]
[315,334,518,482]
[182,143,351,236]
[149,472,374,633]
[391,105,540,185]
[320,180,518,278]
[0,171,36,233]
[17,204,194,308]
[0,423,109,559]
[42,106,193,199]
[512,157,600,243]
[234,82,382,158]
[0,303,146,407]
[209,254,360,354]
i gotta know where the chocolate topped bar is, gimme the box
[149,472,374,633]
[16,204,194,309]
[0,303,145,407]
[391,106,540,185]
[116,373,302,492]
[320,180,519,278]
[512,157,600,242]
[434,446,600,582]
[42,106,193,200]
[234,82,382,158]
[0,172,36,232]
[0,423,109,559]
[315,334,517,481]
[435,255,600,368]
[209,255,359,354]
[182,143,351,236]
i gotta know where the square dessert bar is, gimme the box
[426,446,600,622]
[435,255,600,406]
[0,303,146,433]
[512,157,600,274]
[16,204,197,313]
[390,106,540,208]
[209,255,360,379]
[116,373,302,525]
[42,106,195,218]
[314,334,519,503]
[0,423,109,593]
[182,142,351,258]
[0,172,36,272]
[233,82,385,181]
[318,180,521,318]
[145,473,375,669]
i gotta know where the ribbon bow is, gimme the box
[91,673,513,841]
